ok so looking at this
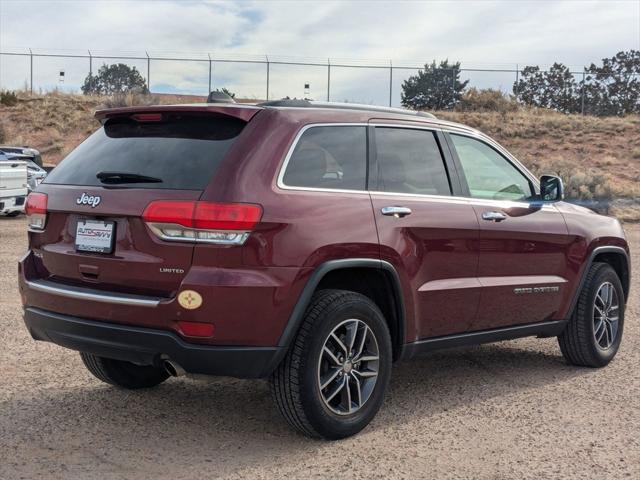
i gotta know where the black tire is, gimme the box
[6,211,21,217]
[558,263,625,367]
[271,289,392,439]
[80,352,170,389]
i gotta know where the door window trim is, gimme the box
[369,124,458,197]
[275,122,542,209]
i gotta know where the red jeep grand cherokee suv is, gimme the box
[19,100,630,439]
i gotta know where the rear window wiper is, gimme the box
[96,171,163,184]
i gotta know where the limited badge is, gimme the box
[178,290,203,310]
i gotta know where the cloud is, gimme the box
[0,0,638,104]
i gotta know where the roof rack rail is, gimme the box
[256,99,436,119]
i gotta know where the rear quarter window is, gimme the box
[281,125,367,190]
[44,114,245,190]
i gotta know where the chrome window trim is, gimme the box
[368,190,557,211]
[276,122,543,205]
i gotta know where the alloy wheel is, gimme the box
[593,281,620,350]
[317,318,380,416]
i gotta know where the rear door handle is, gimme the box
[381,206,412,218]
[482,211,507,222]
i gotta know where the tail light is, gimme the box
[25,192,48,231]
[142,200,262,245]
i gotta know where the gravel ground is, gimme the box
[1,216,638,479]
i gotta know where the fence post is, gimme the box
[389,60,393,107]
[265,55,270,101]
[208,53,212,93]
[88,50,92,94]
[327,58,330,101]
[146,51,150,93]
[581,69,586,115]
[29,48,33,94]
[451,68,455,109]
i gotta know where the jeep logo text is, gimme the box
[76,192,101,208]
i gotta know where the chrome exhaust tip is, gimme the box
[163,359,186,377]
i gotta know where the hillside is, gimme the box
[1,92,638,220]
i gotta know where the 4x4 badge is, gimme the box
[76,192,101,208]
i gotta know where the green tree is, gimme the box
[82,63,148,95]
[513,51,640,116]
[583,50,640,116]
[401,60,469,110]
[513,63,580,113]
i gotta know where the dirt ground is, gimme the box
[0,216,638,480]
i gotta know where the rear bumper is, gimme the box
[23,307,283,378]
[0,194,26,215]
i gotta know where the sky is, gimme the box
[0,0,639,106]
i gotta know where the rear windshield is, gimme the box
[44,114,246,190]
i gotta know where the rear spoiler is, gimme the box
[94,104,262,124]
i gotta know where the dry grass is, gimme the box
[1,92,638,220]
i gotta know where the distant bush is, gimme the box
[530,158,614,213]
[0,90,18,106]
[101,92,159,108]
[455,88,518,113]
[0,120,6,143]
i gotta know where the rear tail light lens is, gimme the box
[25,192,48,231]
[142,200,262,245]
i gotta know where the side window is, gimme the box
[450,134,533,201]
[282,126,367,190]
[375,127,451,196]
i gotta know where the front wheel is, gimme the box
[558,263,625,367]
[271,289,392,439]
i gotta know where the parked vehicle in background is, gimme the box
[0,152,28,216]
[0,147,47,195]
[0,146,42,168]
[19,100,630,439]
[24,160,47,192]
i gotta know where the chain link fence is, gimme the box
[1,48,638,115]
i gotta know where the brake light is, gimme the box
[25,192,48,231]
[131,113,163,122]
[142,200,262,245]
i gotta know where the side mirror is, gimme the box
[539,175,564,202]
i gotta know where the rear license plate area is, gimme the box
[75,219,115,254]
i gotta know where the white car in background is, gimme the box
[0,152,29,217]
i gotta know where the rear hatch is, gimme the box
[28,106,259,298]
[0,160,28,198]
